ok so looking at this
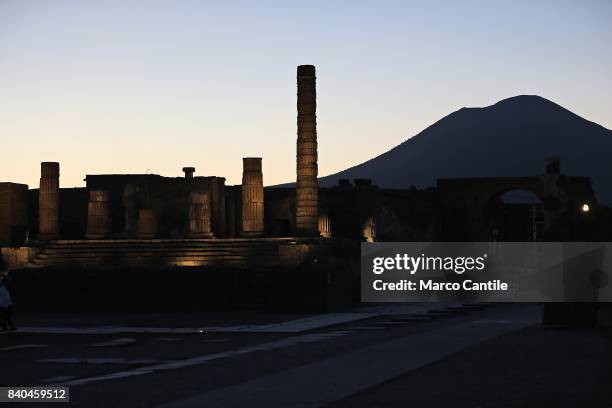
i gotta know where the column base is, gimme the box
[187,232,214,239]
[85,234,110,240]
[240,231,264,238]
[136,233,157,239]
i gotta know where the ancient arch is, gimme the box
[437,174,595,241]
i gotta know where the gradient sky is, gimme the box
[1,0,611,188]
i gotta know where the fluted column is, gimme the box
[188,191,213,238]
[296,65,319,236]
[225,186,238,238]
[123,184,137,237]
[86,190,111,239]
[318,214,331,238]
[210,177,226,238]
[363,216,376,242]
[39,162,60,239]
[241,157,264,237]
[137,208,158,239]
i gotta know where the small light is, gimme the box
[581,204,590,213]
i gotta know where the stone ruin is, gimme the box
[0,67,599,257]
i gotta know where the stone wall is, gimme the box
[0,183,29,246]
[27,188,88,239]
[263,183,436,241]
[85,174,225,238]
[0,247,39,268]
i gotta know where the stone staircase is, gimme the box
[30,238,300,268]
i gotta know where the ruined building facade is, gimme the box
[0,66,600,251]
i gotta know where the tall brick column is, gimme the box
[188,191,213,238]
[86,190,111,239]
[241,157,264,237]
[39,162,60,239]
[296,65,319,236]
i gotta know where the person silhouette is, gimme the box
[0,258,16,331]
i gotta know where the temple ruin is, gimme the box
[0,66,600,270]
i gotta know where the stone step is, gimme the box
[34,253,267,261]
[38,253,276,260]
[30,256,256,266]
[35,252,269,259]
[30,238,304,268]
[43,238,299,247]
[36,249,278,257]
[32,263,268,269]
[41,246,280,253]
[42,244,281,251]
[31,251,280,265]
[39,243,281,249]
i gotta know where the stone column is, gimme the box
[210,177,227,238]
[241,157,264,237]
[137,209,158,239]
[86,190,111,239]
[123,184,138,237]
[188,191,213,238]
[363,216,376,242]
[318,214,331,238]
[296,65,319,236]
[39,162,60,239]
[225,186,237,238]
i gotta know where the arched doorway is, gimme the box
[484,189,545,242]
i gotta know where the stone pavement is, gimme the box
[1,304,607,407]
[327,322,612,408]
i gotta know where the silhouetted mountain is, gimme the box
[315,95,612,203]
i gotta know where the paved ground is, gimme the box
[0,303,608,407]
[328,324,612,408]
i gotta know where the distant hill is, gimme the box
[286,96,612,203]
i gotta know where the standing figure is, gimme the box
[0,258,16,331]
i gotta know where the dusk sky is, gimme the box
[1,0,611,188]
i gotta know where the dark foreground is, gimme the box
[0,304,610,407]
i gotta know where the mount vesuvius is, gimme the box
[309,95,612,203]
